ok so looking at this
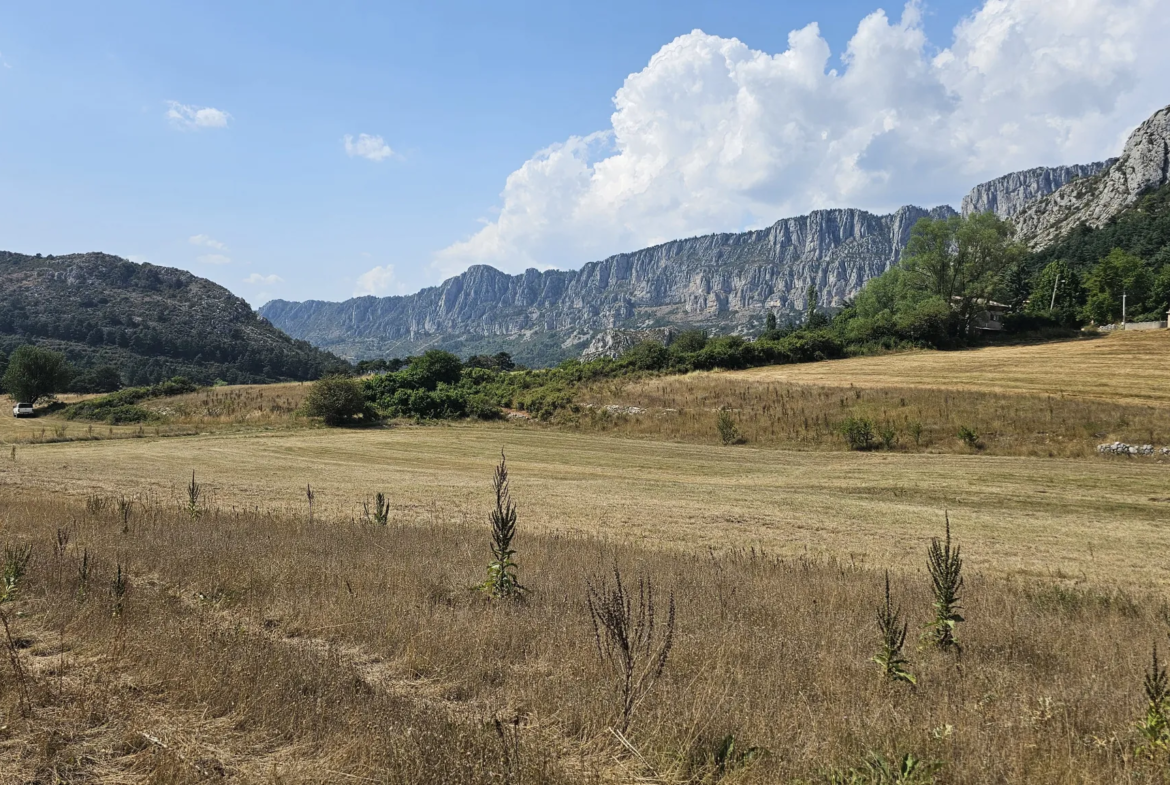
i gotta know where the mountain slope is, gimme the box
[960,160,1116,220]
[261,204,955,365]
[1011,104,1170,248]
[0,251,349,386]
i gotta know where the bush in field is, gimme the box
[717,408,742,445]
[303,375,374,426]
[841,416,876,450]
[957,425,980,449]
[2,345,72,404]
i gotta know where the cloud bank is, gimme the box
[435,0,1170,278]
[345,133,395,162]
[166,101,231,130]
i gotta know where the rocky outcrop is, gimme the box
[1012,104,1170,248]
[261,204,956,364]
[961,161,1115,220]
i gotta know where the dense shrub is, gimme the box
[302,376,375,426]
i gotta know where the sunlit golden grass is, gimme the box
[0,479,1165,783]
[4,425,1170,587]
[571,331,1170,457]
[741,330,1170,404]
[573,375,1170,458]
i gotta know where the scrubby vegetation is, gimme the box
[61,377,199,424]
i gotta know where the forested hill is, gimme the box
[0,251,350,386]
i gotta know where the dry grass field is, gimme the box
[575,331,1170,456]
[741,331,1170,404]
[2,426,1169,587]
[0,463,1166,783]
[2,334,1170,782]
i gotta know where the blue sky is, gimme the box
[1,1,1166,305]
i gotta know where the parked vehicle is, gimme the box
[12,402,34,418]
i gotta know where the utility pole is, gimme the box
[1049,275,1060,311]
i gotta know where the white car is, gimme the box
[12,402,33,418]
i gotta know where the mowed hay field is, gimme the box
[578,331,1170,456]
[3,338,1170,781]
[3,425,1170,587]
[0,443,1168,782]
[743,330,1170,403]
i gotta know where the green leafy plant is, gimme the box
[689,734,764,779]
[957,425,980,449]
[873,572,915,685]
[841,416,876,451]
[823,751,939,784]
[879,424,898,450]
[907,421,924,447]
[587,566,675,733]
[475,451,525,599]
[923,515,964,652]
[1137,641,1170,754]
[717,407,742,445]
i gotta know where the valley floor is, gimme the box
[2,424,1169,587]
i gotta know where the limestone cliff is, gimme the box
[1011,104,1170,248]
[960,161,1115,220]
[260,204,955,365]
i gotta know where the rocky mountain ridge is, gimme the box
[260,204,956,365]
[960,161,1116,220]
[1009,105,1170,248]
[260,102,1170,365]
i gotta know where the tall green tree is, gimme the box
[1083,248,1151,324]
[1,345,72,403]
[901,213,1021,332]
[1027,260,1085,325]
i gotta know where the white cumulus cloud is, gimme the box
[244,273,283,285]
[188,234,226,250]
[344,133,395,162]
[354,265,400,296]
[196,253,232,265]
[435,0,1170,278]
[166,101,231,130]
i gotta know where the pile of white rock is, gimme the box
[1096,442,1170,456]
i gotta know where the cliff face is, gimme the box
[960,161,1115,220]
[261,204,956,364]
[1011,105,1170,248]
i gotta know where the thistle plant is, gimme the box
[476,451,525,599]
[587,566,675,733]
[373,492,390,526]
[1137,642,1170,754]
[186,471,203,520]
[923,515,963,652]
[118,495,133,534]
[306,484,315,524]
[873,571,915,685]
[111,562,128,617]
